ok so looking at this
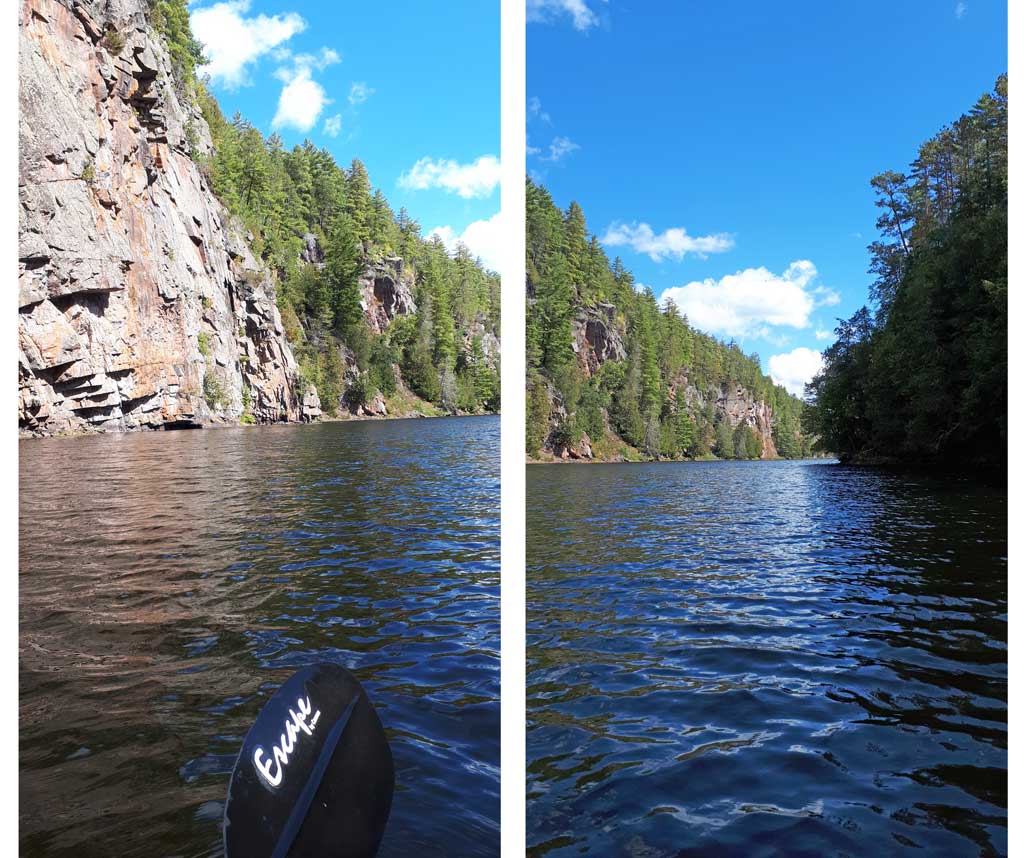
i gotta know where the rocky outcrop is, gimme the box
[537,293,789,460]
[573,303,626,377]
[678,378,779,459]
[301,385,322,422]
[18,0,301,436]
[299,232,325,268]
[553,431,593,460]
[360,257,416,335]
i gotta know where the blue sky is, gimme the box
[527,0,1007,394]
[189,0,501,267]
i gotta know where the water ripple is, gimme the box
[21,417,500,858]
[526,460,1006,857]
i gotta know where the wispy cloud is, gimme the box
[528,96,551,123]
[955,1,967,18]
[541,136,580,162]
[323,114,342,137]
[603,222,734,263]
[191,0,306,89]
[526,0,601,30]
[527,97,580,168]
[398,156,500,199]
[349,81,374,105]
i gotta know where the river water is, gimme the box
[20,416,500,858]
[526,460,1006,857]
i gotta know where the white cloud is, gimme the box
[603,222,734,263]
[955,1,967,18]
[427,211,504,271]
[191,0,306,89]
[272,73,328,131]
[271,48,340,133]
[768,347,823,397]
[349,82,374,105]
[660,260,838,339]
[398,156,500,199]
[815,328,833,341]
[323,114,342,137]
[526,0,600,30]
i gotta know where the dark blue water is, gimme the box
[20,416,500,858]
[527,460,1006,857]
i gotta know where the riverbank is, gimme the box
[527,454,831,464]
[20,404,499,441]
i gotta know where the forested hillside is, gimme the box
[804,75,1007,468]
[167,1,500,419]
[525,180,811,461]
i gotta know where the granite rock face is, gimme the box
[678,378,780,459]
[359,257,417,335]
[301,385,322,422]
[572,303,626,377]
[18,0,301,436]
[539,293,785,459]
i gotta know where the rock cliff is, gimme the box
[572,303,627,377]
[360,256,417,335]
[534,297,783,461]
[676,376,780,459]
[18,0,300,437]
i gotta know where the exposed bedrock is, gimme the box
[18,0,300,436]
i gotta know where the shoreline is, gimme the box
[19,409,500,442]
[526,455,832,466]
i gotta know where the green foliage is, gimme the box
[733,423,761,460]
[526,373,551,457]
[184,71,499,418]
[714,420,735,459]
[805,75,1007,468]
[203,372,226,410]
[369,338,398,397]
[577,379,608,441]
[81,159,95,184]
[149,0,205,99]
[101,27,125,56]
[197,331,211,357]
[659,405,697,459]
[298,339,345,417]
[345,372,372,410]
